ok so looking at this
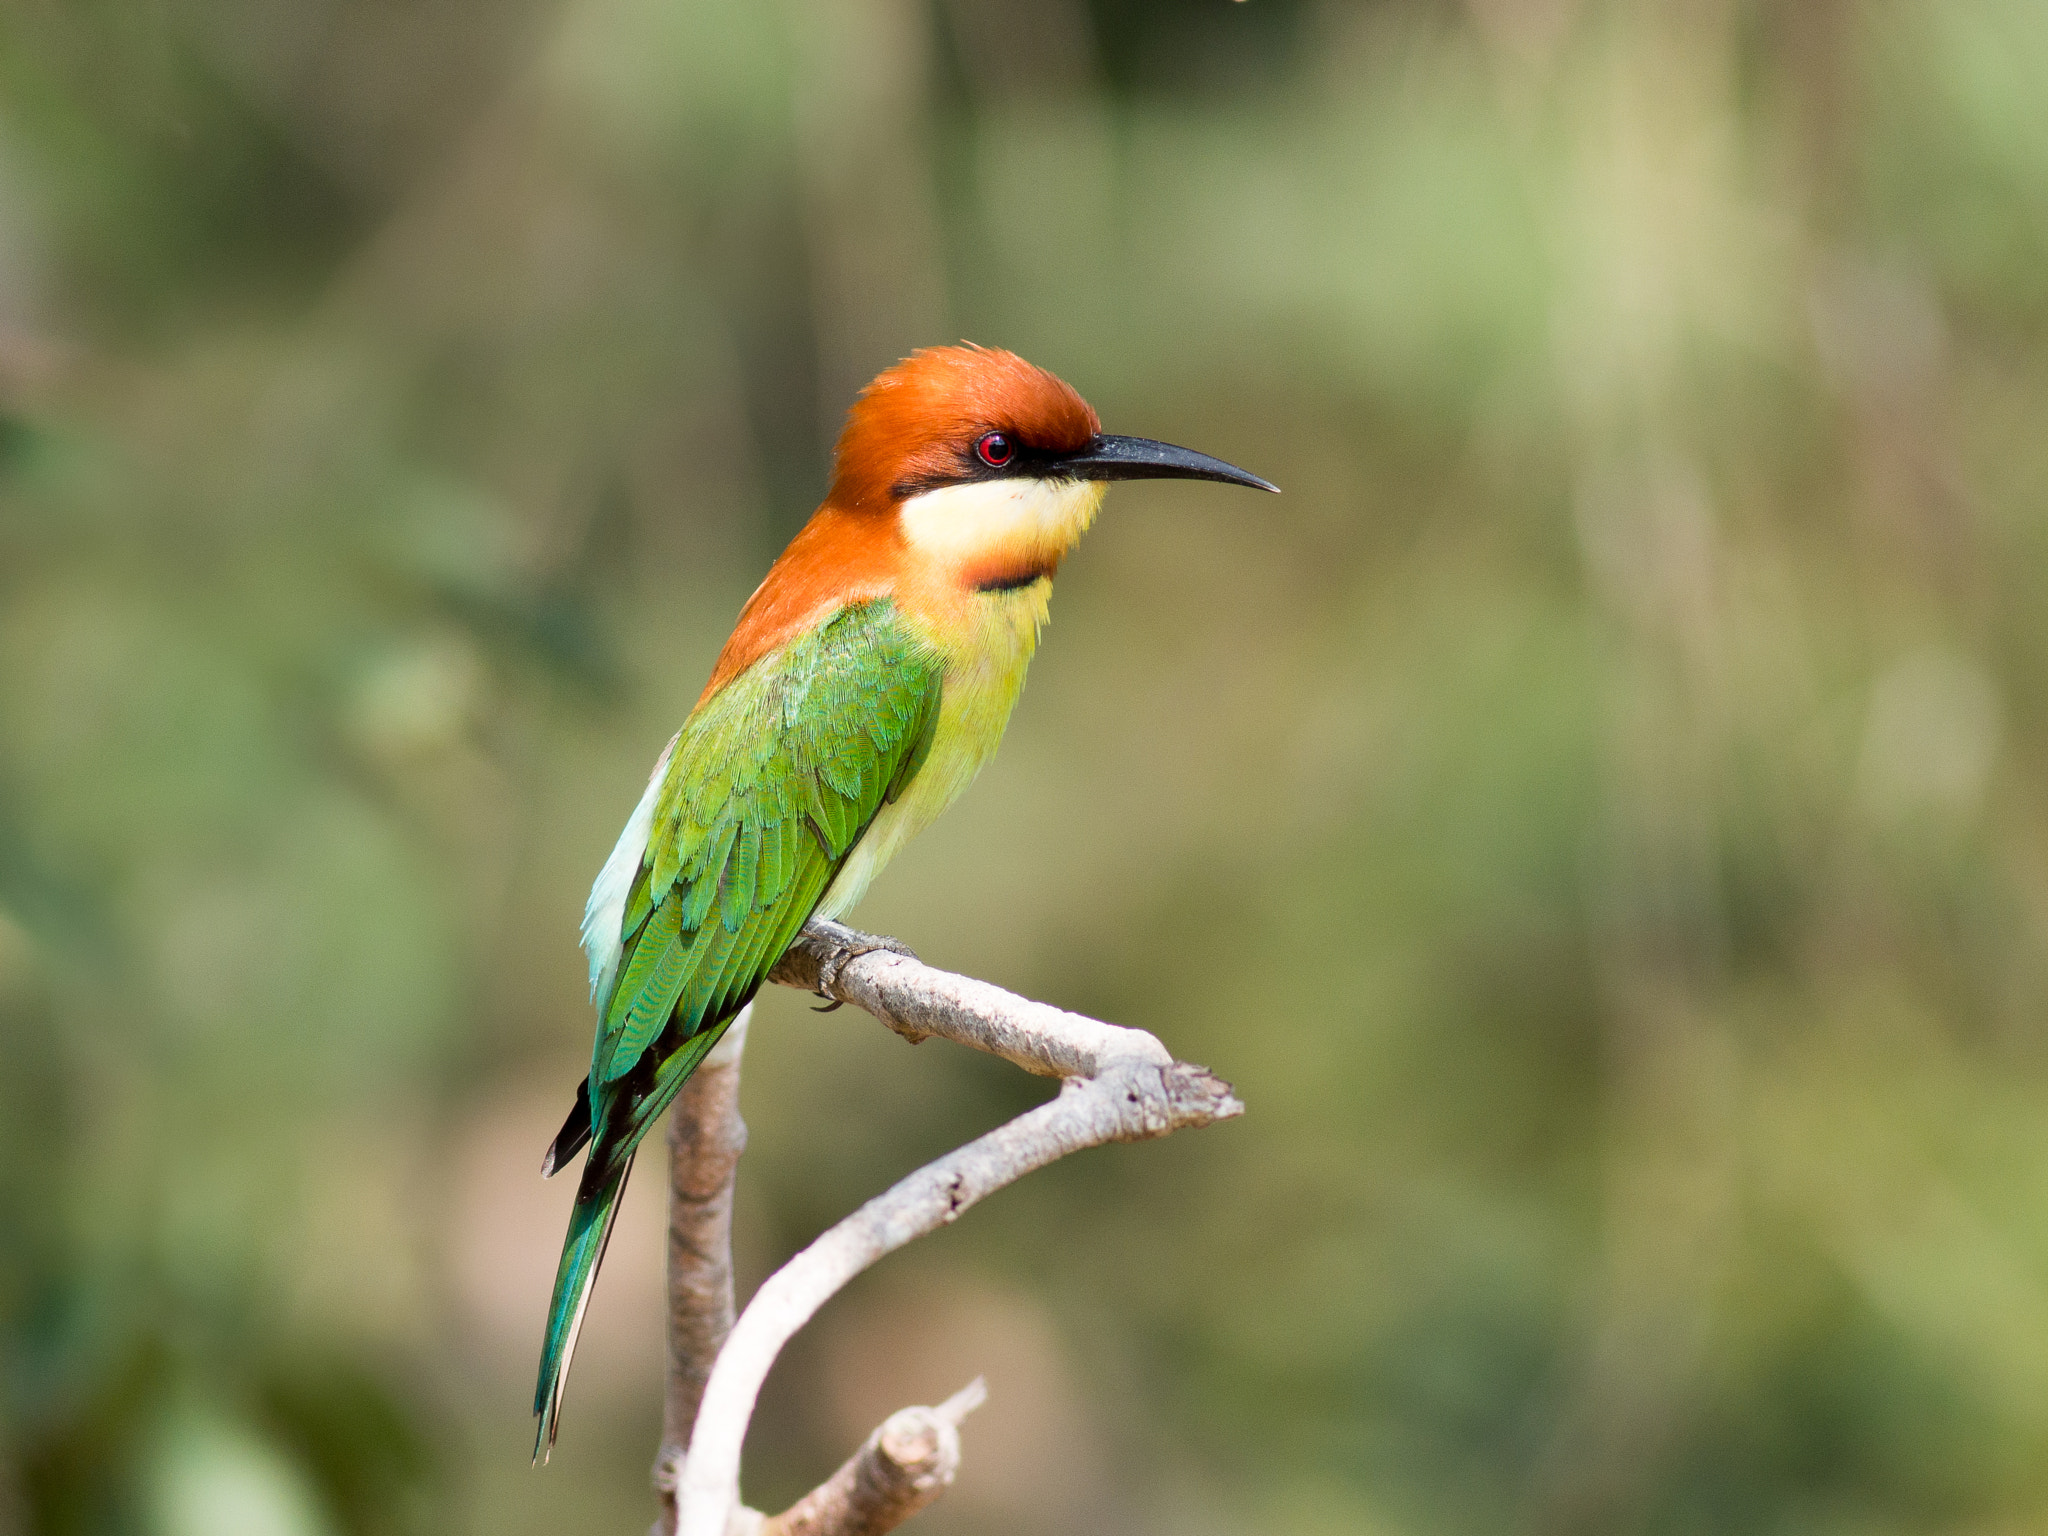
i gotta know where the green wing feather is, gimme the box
[534,598,943,1457]
[590,599,942,1089]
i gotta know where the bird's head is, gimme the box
[698,346,1275,701]
[828,345,1276,591]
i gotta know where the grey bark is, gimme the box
[652,1007,751,1536]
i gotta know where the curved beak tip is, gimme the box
[1061,434,1281,495]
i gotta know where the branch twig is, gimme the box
[657,919,1242,1536]
[651,1007,752,1536]
[759,1378,987,1536]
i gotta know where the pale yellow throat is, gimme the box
[896,475,1103,580]
[817,475,1105,918]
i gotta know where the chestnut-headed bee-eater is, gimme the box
[533,344,1275,1455]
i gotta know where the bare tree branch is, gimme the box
[758,1378,987,1536]
[769,920,1173,1079]
[658,919,1243,1536]
[651,1007,752,1536]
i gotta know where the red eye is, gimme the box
[976,432,1014,468]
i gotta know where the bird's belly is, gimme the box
[817,580,1049,918]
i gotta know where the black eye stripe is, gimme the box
[889,438,1068,500]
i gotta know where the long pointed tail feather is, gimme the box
[532,1151,634,1462]
[530,1004,748,1459]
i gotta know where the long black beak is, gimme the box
[1055,434,1279,493]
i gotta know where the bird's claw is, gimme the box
[799,917,918,1002]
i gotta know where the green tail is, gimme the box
[532,1151,634,1462]
[531,1012,743,1459]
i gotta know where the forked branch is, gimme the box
[655,919,1243,1536]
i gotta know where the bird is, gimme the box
[532,343,1275,1457]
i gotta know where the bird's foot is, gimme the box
[798,918,918,1008]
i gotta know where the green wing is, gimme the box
[592,598,941,1112]
[535,597,941,1456]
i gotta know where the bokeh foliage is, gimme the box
[6,0,2048,1532]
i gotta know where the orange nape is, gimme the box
[828,344,1098,512]
[699,345,1102,703]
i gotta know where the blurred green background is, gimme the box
[6,0,2048,1532]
